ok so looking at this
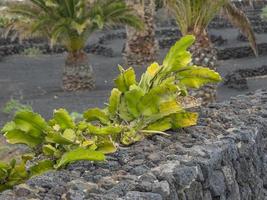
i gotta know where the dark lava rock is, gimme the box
[224,65,267,90]
[122,191,163,200]
[1,90,267,199]
[224,72,248,90]
[210,34,227,46]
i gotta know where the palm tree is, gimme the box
[164,0,257,104]
[124,0,158,65]
[2,0,142,91]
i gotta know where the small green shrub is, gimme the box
[2,99,33,115]
[22,47,43,57]
[0,35,221,191]
[0,16,10,29]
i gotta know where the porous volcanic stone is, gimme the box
[1,89,267,200]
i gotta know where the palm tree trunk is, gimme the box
[189,31,218,105]
[124,0,158,65]
[63,51,95,91]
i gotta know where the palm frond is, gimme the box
[164,0,257,56]
[222,2,258,56]
[1,0,142,52]
[164,0,226,35]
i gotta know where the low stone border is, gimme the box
[0,90,267,200]
[217,43,267,60]
[224,65,267,89]
[0,42,114,58]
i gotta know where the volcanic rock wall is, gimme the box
[0,91,267,200]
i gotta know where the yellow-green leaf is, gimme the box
[108,88,121,119]
[55,147,105,169]
[120,129,144,146]
[45,131,74,145]
[171,112,198,129]
[29,160,54,177]
[42,144,58,156]
[163,35,195,70]
[145,117,172,132]
[87,124,122,135]
[124,85,145,118]
[96,138,117,154]
[13,111,48,138]
[53,109,75,130]
[114,67,136,92]
[4,129,43,148]
[159,100,183,116]
[177,66,222,89]
[84,108,109,125]
[62,129,76,142]
[139,62,161,91]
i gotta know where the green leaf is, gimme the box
[77,121,88,131]
[108,88,121,119]
[4,129,43,148]
[145,117,172,132]
[3,160,28,191]
[53,109,75,129]
[96,138,117,154]
[118,97,135,121]
[62,129,76,142]
[0,162,9,179]
[0,162,9,170]
[114,67,137,92]
[171,112,198,129]
[120,129,143,146]
[12,111,48,139]
[21,154,34,163]
[29,160,54,177]
[177,66,222,89]
[163,35,195,70]
[55,147,105,169]
[139,62,161,91]
[45,131,74,145]
[87,124,122,135]
[124,85,145,118]
[138,83,179,116]
[84,108,109,125]
[1,121,16,133]
[42,144,58,156]
[159,100,183,116]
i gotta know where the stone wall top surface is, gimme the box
[1,89,267,200]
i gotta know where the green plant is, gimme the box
[0,16,9,28]
[22,47,43,57]
[0,35,221,191]
[162,0,257,105]
[0,158,29,191]
[2,99,33,115]
[2,0,143,91]
[0,108,107,191]
[163,0,257,55]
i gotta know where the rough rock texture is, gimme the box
[217,43,267,60]
[224,65,267,90]
[1,90,267,200]
[0,40,114,58]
